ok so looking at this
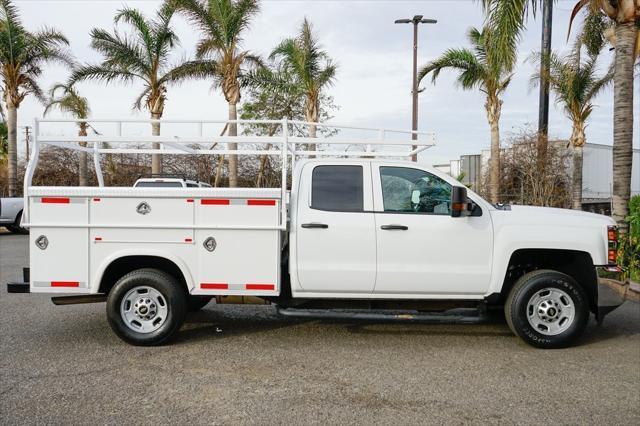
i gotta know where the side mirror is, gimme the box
[451,186,468,218]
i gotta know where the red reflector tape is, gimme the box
[245,284,275,290]
[93,198,101,202]
[201,283,228,290]
[184,238,193,243]
[42,197,70,204]
[201,199,230,205]
[94,237,102,241]
[247,199,276,206]
[186,199,194,203]
[51,281,80,288]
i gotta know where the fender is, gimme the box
[91,248,196,294]
[486,218,609,296]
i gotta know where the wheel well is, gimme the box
[500,249,598,311]
[98,256,188,294]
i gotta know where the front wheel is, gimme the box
[106,268,187,346]
[505,270,589,349]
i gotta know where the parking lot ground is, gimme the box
[1,232,639,425]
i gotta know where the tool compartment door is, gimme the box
[193,197,281,295]
[29,196,89,293]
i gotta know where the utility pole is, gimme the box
[537,0,553,162]
[395,15,437,162]
[22,125,31,161]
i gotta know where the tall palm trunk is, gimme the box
[570,120,586,211]
[6,97,17,197]
[305,99,318,153]
[485,96,502,204]
[78,123,88,186]
[228,102,238,187]
[611,21,636,233]
[151,112,162,174]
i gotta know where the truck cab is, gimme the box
[289,159,493,298]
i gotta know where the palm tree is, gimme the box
[172,0,261,187]
[270,18,337,146]
[484,0,638,231]
[419,27,514,204]
[44,83,92,186]
[568,0,639,232]
[69,4,185,175]
[0,0,72,196]
[530,48,613,210]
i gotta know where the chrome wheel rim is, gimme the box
[527,288,575,336]
[120,286,168,334]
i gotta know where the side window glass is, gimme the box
[380,167,452,215]
[311,165,364,212]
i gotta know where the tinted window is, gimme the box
[380,167,451,215]
[312,165,363,212]
[186,183,199,187]
[135,181,183,188]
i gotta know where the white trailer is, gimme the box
[6,118,628,349]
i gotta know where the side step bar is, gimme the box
[277,307,490,324]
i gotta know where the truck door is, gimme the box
[294,163,376,293]
[372,165,493,296]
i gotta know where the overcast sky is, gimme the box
[13,0,640,165]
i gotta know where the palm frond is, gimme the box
[418,48,486,89]
[481,0,535,70]
[160,59,220,85]
[114,7,155,60]
[68,64,143,86]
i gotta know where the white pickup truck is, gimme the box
[0,196,27,234]
[6,118,628,349]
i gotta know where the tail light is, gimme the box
[607,225,618,265]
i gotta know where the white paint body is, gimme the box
[27,159,614,301]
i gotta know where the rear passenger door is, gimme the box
[294,163,376,294]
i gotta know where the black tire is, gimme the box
[505,269,589,349]
[7,212,28,234]
[187,295,213,312]
[106,268,187,346]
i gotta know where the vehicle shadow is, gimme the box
[174,305,514,344]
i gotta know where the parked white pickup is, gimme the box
[6,118,628,349]
[0,196,26,234]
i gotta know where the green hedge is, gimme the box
[620,195,640,281]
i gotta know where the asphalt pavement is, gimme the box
[1,231,639,425]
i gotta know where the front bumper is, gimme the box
[595,266,628,322]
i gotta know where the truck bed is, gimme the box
[26,186,283,295]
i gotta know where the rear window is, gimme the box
[135,181,183,188]
[311,165,363,212]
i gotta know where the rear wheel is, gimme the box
[505,269,589,349]
[106,268,187,346]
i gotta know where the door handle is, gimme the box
[301,223,329,229]
[380,224,408,230]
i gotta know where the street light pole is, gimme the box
[537,0,553,162]
[396,15,437,162]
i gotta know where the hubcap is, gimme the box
[526,288,576,336]
[120,286,168,333]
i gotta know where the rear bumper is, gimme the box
[6,267,30,293]
[595,266,628,321]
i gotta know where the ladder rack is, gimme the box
[25,118,436,225]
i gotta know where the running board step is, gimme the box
[277,308,489,324]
